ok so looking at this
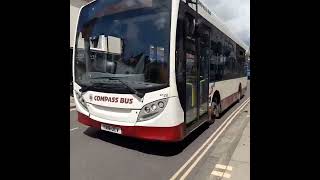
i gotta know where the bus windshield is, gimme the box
[74,0,171,94]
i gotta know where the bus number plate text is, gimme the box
[101,124,122,134]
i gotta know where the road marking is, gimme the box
[169,98,250,180]
[70,108,76,111]
[211,170,231,178]
[211,170,223,176]
[70,127,79,131]
[211,164,233,178]
[215,164,233,171]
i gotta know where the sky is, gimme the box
[202,0,250,47]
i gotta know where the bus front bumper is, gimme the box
[78,112,185,142]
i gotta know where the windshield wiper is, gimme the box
[79,83,111,93]
[114,78,145,98]
[91,77,145,98]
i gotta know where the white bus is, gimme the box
[73,0,249,142]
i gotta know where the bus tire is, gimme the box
[238,85,242,102]
[207,107,215,124]
[214,101,221,118]
[209,96,220,124]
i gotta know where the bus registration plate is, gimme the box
[101,124,122,134]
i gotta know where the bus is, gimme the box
[72,0,249,142]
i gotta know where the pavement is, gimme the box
[223,120,250,180]
[70,96,75,108]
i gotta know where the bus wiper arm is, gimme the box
[92,77,145,98]
[79,83,117,93]
[111,77,145,98]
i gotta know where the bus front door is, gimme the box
[198,32,210,117]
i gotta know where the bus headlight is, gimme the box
[144,107,151,113]
[75,91,88,110]
[151,104,157,111]
[158,101,164,108]
[137,98,168,122]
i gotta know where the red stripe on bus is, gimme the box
[78,112,185,142]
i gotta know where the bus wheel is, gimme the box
[238,87,242,102]
[208,106,215,124]
[209,97,220,124]
[214,101,221,119]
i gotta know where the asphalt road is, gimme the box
[70,81,250,180]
